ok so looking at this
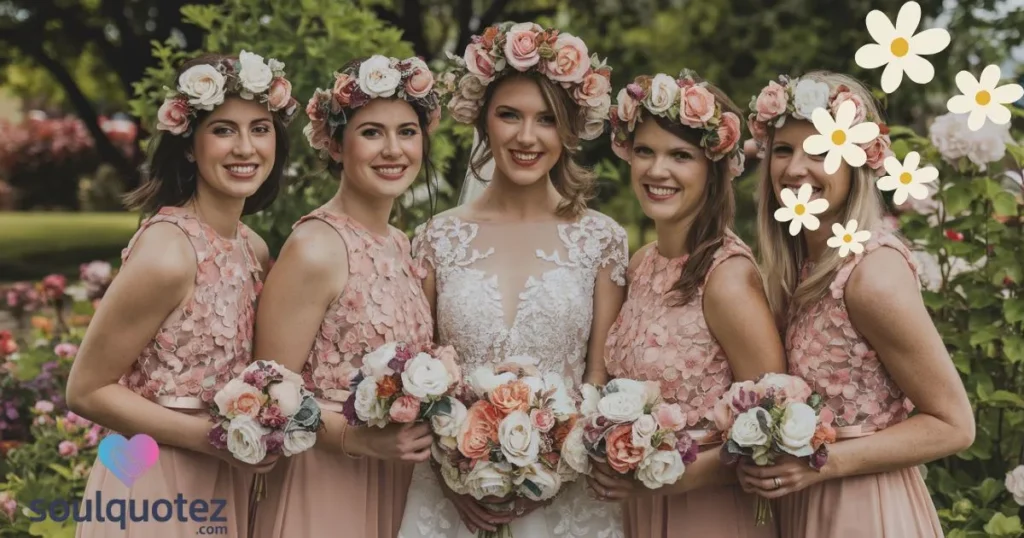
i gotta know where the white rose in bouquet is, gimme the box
[465,460,514,499]
[402,353,452,399]
[354,376,388,427]
[561,423,591,475]
[226,415,269,464]
[542,373,577,419]
[282,429,317,457]
[777,403,817,457]
[498,410,540,466]
[468,368,517,395]
[631,414,659,450]
[598,391,646,423]
[580,384,602,416]
[730,407,772,448]
[268,379,303,416]
[362,342,399,377]
[431,396,468,438]
[515,462,563,501]
[635,449,685,489]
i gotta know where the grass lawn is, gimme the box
[0,212,139,281]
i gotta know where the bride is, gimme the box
[399,22,627,538]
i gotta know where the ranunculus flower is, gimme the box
[268,380,302,416]
[431,396,468,438]
[631,414,658,450]
[214,379,263,419]
[459,400,501,460]
[811,422,836,450]
[226,415,269,464]
[755,81,788,122]
[156,97,191,135]
[464,460,513,499]
[363,342,399,377]
[777,403,817,457]
[711,112,741,157]
[530,408,556,433]
[489,380,532,415]
[237,50,274,94]
[358,55,402,98]
[177,64,226,111]
[354,376,388,427]
[463,43,496,80]
[504,22,542,70]
[267,78,293,111]
[730,408,771,448]
[1004,465,1024,506]
[498,410,539,466]
[282,428,316,457]
[636,448,685,489]
[402,353,452,399]
[652,403,687,432]
[597,391,645,423]
[679,85,716,128]
[646,74,679,114]
[546,34,590,83]
[58,440,78,458]
[791,78,830,120]
[605,424,645,473]
[515,461,562,501]
[389,394,421,423]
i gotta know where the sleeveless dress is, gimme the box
[604,231,778,538]
[77,206,262,538]
[777,229,943,537]
[252,209,434,538]
[399,211,630,538]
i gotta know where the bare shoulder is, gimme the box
[278,217,348,280]
[705,255,763,302]
[121,221,197,288]
[845,246,918,311]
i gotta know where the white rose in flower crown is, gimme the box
[647,74,680,114]
[267,58,285,74]
[580,384,601,416]
[226,415,269,464]
[237,50,274,94]
[178,64,226,111]
[631,414,659,450]
[362,342,399,377]
[791,79,831,120]
[282,428,317,456]
[777,403,817,457]
[358,55,402,98]
[636,449,685,489]
[431,396,468,438]
[1005,465,1024,506]
[468,368,517,395]
[498,410,540,467]
[402,353,452,399]
[598,391,646,423]
[268,379,303,416]
[465,460,514,499]
[516,462,563,501]
[561,423,591,474]
[353,376,388,427]
[730,407,772,448]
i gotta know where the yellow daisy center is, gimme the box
[843,234,853,243]
[975,90,991,106]
[899,172,913,185]
[890,37,910,57]
[831,129,847,145]
[794,204,806,216]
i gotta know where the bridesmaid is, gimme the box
[250,55,440,538]
[66,51,298,537]
[589,70,785,537]
[737,71,974,537]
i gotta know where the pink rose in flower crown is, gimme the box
[157,96,192,135]
[546,34,591,83]
[575,71,612,107]
[504,23,542,70]
[405,64,435,99]
[332,73,355,108]
[862,127,891,171]
[710,112,741,157]
[680,85,716,128]
[616,89,640,130]
[267,78,293,111]
[755,81,788,122]
[389,395,421,423]
[605,424,645,473]
[830,86,866,125]
[464,43,496,80]
[305,92,326,123]
[652,402,687,431]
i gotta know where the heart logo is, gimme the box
[97,434,160,487]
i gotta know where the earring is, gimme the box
[186,154,195,163]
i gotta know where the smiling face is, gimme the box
[337,98,424,200]
[628,116,710,225]
[484,76,565,186]
[191,96,277,201]
[768,119,852,222]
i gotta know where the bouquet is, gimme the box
[561,379,700,490]
[430,358,580,538]
[713,373,836,525]
[341,342,462,427]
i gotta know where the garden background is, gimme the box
[1,0,1024,536]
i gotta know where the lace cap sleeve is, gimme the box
[596,215,629,287]
[411,220,437,270]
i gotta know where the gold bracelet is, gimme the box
[339,423,364,459]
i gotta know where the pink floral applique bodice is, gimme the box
[785,230,917,431]
[120,206,262,404]
[605,230,755,429]
[299,210,434,403]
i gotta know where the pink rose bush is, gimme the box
[438,21,613,140]
[714,373,835,524]
[341,342,461,428]
[209,360,323,464]
[562,379,699,490]
[430,358,581,536]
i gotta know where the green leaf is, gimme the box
[983,513,1024,537]
[994,192,1019,217]
[47,464,73,481]
[1006,299,1024,324]
[1007,144,1024,168]
[987,390,1024,407]
[1005,335,1024,364]
[944,183,975,216]
[977,478,1003,505]
[522,479,543,498]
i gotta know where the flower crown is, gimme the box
[156,50,299,137]
[304,55,441,160]
[436,21,613,140]
[747,75,892,176]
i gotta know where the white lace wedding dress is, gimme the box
[397,210,629,538]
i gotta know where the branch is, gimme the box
[400,0,430,60]
[453,0,476,57]
[478,0,513,29]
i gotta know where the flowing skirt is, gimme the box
[398,461,624,538]
[251,442,415,538]
[75,445,251,538]
[623,484,778,538]
[776,465,942,538]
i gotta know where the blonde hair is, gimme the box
[470,72,594,218]
[756,71,887,320]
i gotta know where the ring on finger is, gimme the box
[773,477,782,490]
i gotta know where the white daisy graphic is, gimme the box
[946,64,1024,131]
[876,151,939,205]
[827,220,872,258]
[774,184,831,236]
[854,1,950,93]
[802,100,881,175]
